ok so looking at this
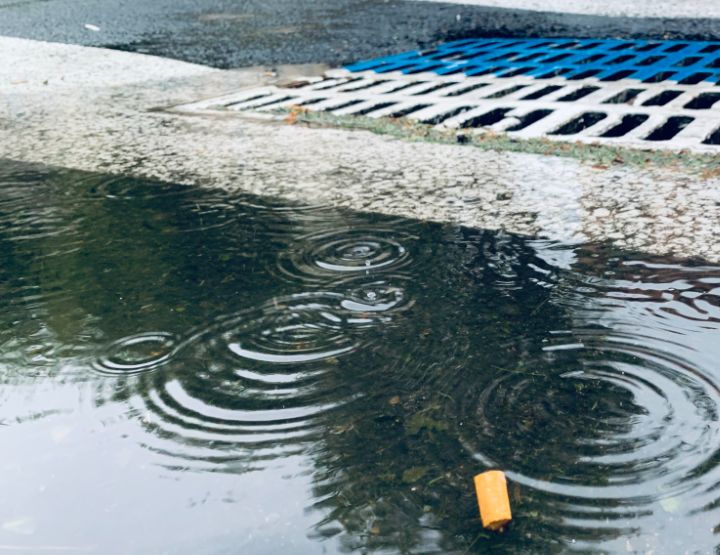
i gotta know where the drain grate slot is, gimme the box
[445,83,490,97]
[225,93,273,108]
[558,86,600,101]
[412,82,459,95]
[243,95,296,109]
[390,104,432,118]
[645,116,694,141]
[422,106,476,125]
[522,85,563,100]
[297,97,327,106]
[506,109,553,131]
[603,88,645,104]
[703,126,720,145]
[551,112,607,135]
[679,72,712,85]
[600,114,650,137]
[383,81,427,93]
[684,92,720,110]
[459,108,512,128]
[351,102,399,116]
[325,99,365,111]
[339,80,390,92]
[484,85,528,98]
[601,70,635,82]
[643,90,683,106]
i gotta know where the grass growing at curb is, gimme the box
[276,107,720,178]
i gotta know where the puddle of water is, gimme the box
[0,160,719,554]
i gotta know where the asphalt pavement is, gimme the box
[0,0,718,69]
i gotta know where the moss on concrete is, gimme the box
[276,107,720,176]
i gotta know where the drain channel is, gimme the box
[174,37,720,152]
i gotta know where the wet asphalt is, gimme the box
[0,0,718,69]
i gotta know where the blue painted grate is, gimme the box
[346,38,720,85]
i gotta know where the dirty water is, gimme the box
[0,160,719,554]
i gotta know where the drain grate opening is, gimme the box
[558,86,600,101]
[568,69,602,80]
[484,85,528,98]
[506,109,553,131]
[537,68,573,79]
[642,90,683,106]
[459,108,512,129]
[600,70,635,82]
[684,92,720,110]
[636,56,665,66]
[445,83,490,97]
[499,66,534,77]
[351,102,399,116]
[675,56,703,67]
[600,114,650,137]
[247,95,296,109]
[703,126,720,145]
[297,97,327,106]
[521,85,563,100]
[225,93,273,108]
[679,72,712,85]
[643,71,676,83]
[339,79,390,92]
[389,104,432,118]
[551,112,607,135]
[411,82,459,95]
[384,81,427,93]
[325,99,365,111]
[645,116,694,141]
[316,77,362,90]
[422,106,476,125]
[604,88,645,104]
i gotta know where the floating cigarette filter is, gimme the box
[474,470,512,531]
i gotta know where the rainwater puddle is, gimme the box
[0,160,719,554]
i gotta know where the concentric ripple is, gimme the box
[94,332,179,376]
[458,327,720,538]
[276,228,414,284]
[130,291,398,471]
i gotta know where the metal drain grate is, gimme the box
[174,38,720,152]
[347,38,720,85]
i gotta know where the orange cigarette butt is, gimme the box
[474,470,512,531]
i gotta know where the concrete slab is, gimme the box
[2,37,719,261]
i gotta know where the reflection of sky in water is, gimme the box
[0,161,719,554]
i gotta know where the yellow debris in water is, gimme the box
[474,470,512,531]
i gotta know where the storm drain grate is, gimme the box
[347,38,720,85]
[174,37,720,153]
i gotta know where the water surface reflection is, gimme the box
[0,161,718,554]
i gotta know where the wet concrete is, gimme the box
[0,0,718,69]
[1,37,718,262]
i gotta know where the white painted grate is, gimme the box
[174,40,720,152]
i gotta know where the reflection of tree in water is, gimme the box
[304,228,616,554]
[5,162,719,553]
